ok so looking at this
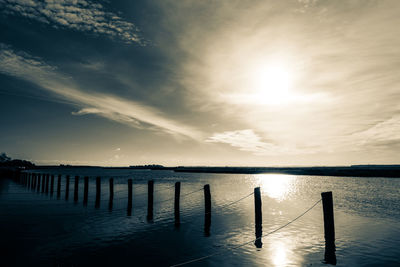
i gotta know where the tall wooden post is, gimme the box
[83,176,89,206]
[74,176,79,202]
[109,178,114,211]
[27,173,31,188]
[174,182,181,227]
[32,174,36,190]
[45,174,49,194]
[95,176,101,208]
[147,180,154,221]
[321,191,336,264]
[127,179,133,216]
[65,175,70,200]
[57,175,61,198]
[254,187,262,248]
[204,184,211,236]
[50,174,54,196]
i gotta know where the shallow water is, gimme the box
[1,169,399,266]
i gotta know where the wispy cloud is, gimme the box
[0,0,142,44]
[206,129,304,156]
[0,44,201,139]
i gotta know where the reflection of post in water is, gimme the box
[83,176,89,206]
[45,174,49,194]
[321,191,337,265]
[57,174,61,199]
[50,175,54,196]
[65,175,70,200]
[174,182,181,227]
[95,176,101,209]
[254,187,263,248]
[41,174,45,193]
[127,179,132,216]
[204,184,211,236]
[36,174,41,192]
[74,176,79,202]
[109,178,114,212]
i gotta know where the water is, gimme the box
[1,169,399,266]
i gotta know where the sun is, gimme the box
[250,63,293,105]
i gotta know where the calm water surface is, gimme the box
[0,169,399,266]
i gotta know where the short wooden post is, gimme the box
[41,174,45,193]
[147,180,154,221]
[95,176,100,208]
[57,175,61,198]
[254,187,262,248]
[37,173,41,192]
[204,184,211,236]
[45,174,49,194]
[83,176,89,206]
[321,191,336,264]
[74,176,79,202]
[50,175,54,196]
[127,179,133,215]
[65,175,70,200]
[174,182,181,227]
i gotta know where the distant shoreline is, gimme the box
[27,165,400,178]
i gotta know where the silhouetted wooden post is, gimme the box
[41,174,45,193]
[109,178,114,211]
[83,176,89,206]
[174,182,181,227]
[95,176,100,208]
[254,187,262,248]
[147,180,154,221]
[204,184,211,236]
[50,174,54,196]
[27,173,31,188]
[32,174,36,190]
[321,191,336,265]
[57,174,61,198]
[45,174,49,194]
[65,175,70,200]
[37,174,41,192]
[74,176,79,202]
[127,179,132,215]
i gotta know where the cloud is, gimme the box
[0,0,142,44]
[206,129,304,156]
[0,44,202,139]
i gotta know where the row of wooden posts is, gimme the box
[15,171,336,264]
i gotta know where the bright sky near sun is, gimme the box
[0,0,399,166]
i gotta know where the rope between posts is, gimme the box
[170,198,322,267]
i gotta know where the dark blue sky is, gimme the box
[1,0,399,166]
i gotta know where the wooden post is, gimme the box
[74,176,79,202]
[147,180,154,221]
[32,174,36,190]
[45,174,49,194]
[95,176,100,208]
[37,174,41,192]
[41,174,45,193]
[50,175,54,196]
[57,175,61,198]
[321,191,336,264]
[174,182,181,227]
[83,176,89,206]
[27,173,31,188]
[109,178,114,211]
[127,179,132,216]
[65,175,70,200]
[204,184,211,236]
[254,187,262,248]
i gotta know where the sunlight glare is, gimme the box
[255,174,296,201]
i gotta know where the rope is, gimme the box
[170,198,322,267]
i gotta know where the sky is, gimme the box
[0,0,399,166]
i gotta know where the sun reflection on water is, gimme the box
[254,174,296,201]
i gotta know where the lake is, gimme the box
[1,168,399,266]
